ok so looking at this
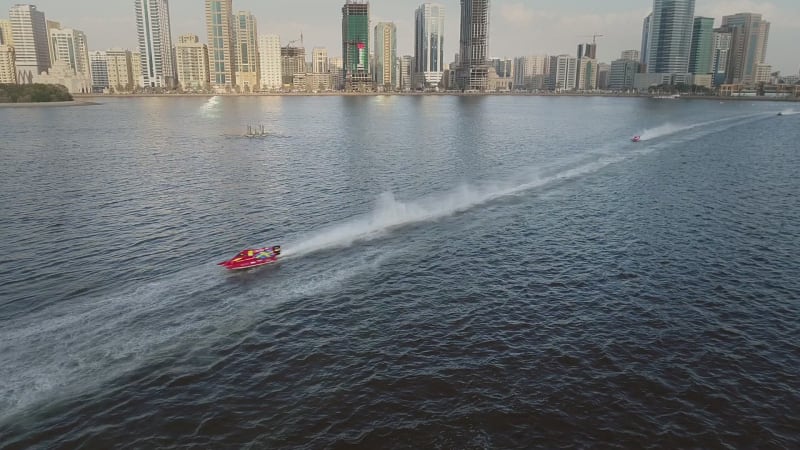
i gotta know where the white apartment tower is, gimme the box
[176,33,209,91]
[49,28,91,81]
[257,34,281,90]
[135,0,176,88]
[312,47,329,73]
[548,55,577,91]
[414,3,445,88]
[9,4,51,83]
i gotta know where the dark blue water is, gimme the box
[1,97,799,448]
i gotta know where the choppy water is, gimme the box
[1,96,799,448]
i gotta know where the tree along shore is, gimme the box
[0,83,73,103]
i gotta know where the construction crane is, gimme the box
[286,33,304,48]
[580,33,605,45]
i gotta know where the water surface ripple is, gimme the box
[1,97,798,448]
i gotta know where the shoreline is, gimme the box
[0,100,100,108]
[71,92,799,102]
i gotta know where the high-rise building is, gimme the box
[135,0,176,88]
[399,54,412,90]
[491,57,512,78]
[234,11,258,91]
[281,45,305,87]
[374,22,397,90]
[576,57,598,90]
[89,51,109,92]
[258,34,281,90]
[0,19,14,46]
[106,48,134,93]
[720,13,770,85]
[548,54,577,91]
[205,0,236,91]
[621,50,639,62]
[711,28,732,86]
[597,62,610,90]
[9,4,51,83]
[176,34,209,91]
[609,58,640,90]
[414,3,445,88]
[46,20,60,65]
[577,43,597,59]
[0,44,16,83]
[640,14,651,68]
[646,0,695,76]
[689,17,714,74]
[342,0,371,89]
[329,55,344,89]
[456,0,490,91]
[513,55,548,91]
[754,63,771,84]
[49,28,91,81]
[130,52,144,89]
[312,47,328,73]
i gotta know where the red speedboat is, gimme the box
[218,245,281,270]
[631,135,641,142]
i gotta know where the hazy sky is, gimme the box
[3,0,798,74]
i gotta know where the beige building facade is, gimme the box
[131,52,144,89]
[106,48,134,92]
[49,28,91,81]
[234,11,258,91]
[0,44,16,83]
[0,19,13,46]
[176,34,210,91]
[206,0,236,91]
[33,59,91,93]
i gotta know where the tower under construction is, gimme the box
[342,0,372,91]
[456,0,490,91]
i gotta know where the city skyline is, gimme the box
[0,0,797,74]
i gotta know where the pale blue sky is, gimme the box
[3,0,798,73]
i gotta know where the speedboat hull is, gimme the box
[218,245,281,270]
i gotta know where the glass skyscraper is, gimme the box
[689,16,714,74]
[719,13,770,85]
[646,0,695,75]
[414,3,445,88]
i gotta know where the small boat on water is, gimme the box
[777,112,783,116]
[218,245,281,270]
[631,135,641,142]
